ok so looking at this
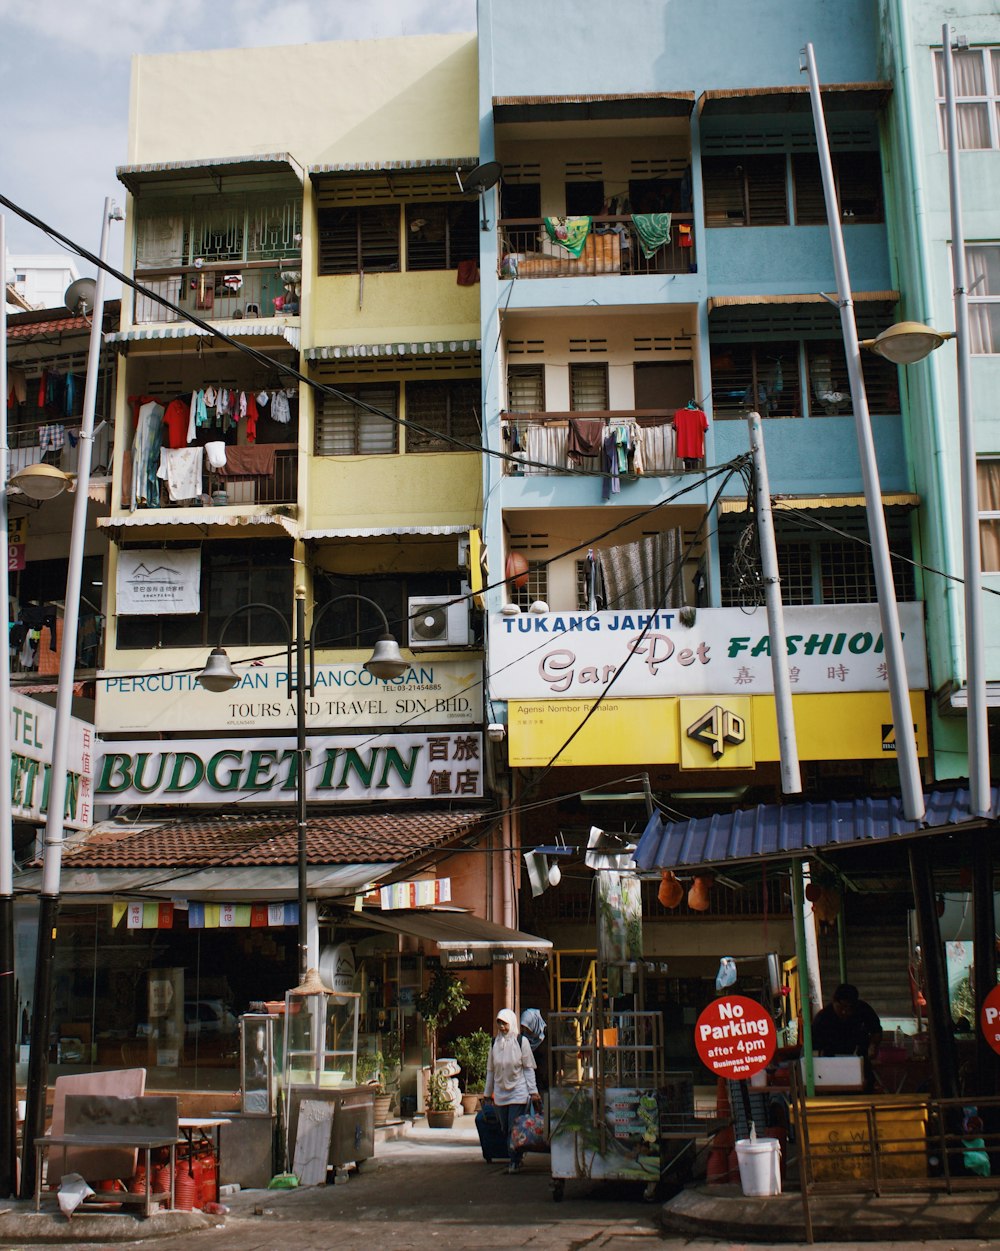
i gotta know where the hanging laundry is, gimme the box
[204,386,218,409]
[245,392,259,443]
[194,390,210,429]
[64,373,78,416]
[630,213,672,259]
[270,390,291,424]
[567,417,605,465]
[162,397,192,449]
[256,390,270,407]
[673,403,708,466]
[602,429,620,499]
[157,446,204,502]
[7,368,27,407]
[204,441,227,471]
[39,424,66,453]
[544,216,592,258]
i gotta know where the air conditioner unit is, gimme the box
[407,595,471,649]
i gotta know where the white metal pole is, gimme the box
[747,410,802,794]
[20,199,114,1196]
[0,213,17,1197]
[943,25,991,817]
[803,44,925,822]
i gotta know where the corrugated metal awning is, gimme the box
[309,157,478,177]
[709,291,898,311]
[493,92,694,123]
[634,787,1000,874]
[719,492,919,513]
[99,509,298,537]
[306,340,481,362]
[106,321,300,350]
[304,524,469,540]
[698,82,892,116]
[117,153,304,194]
[341,907,552,966]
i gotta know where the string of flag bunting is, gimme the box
[113,901,300,929]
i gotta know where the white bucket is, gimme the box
[735,1136,782,1196]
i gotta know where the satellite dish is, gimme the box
[459,161,503,194]
[64,277,97,316]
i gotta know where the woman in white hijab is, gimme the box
[483,1007,539,1173]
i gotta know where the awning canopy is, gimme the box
[342,907,552,967]
[708,291,898,312]
[698,82,892,117]
[306,340,480,363]
[719,492,919,514]
[98,508,299,539]
[634,787,1000,875]
[493,92,694,123]
[304,524,469,540]
[117,153,304,194]
[106,321,300,349]
[309,157,478,178]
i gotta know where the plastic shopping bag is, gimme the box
[510,1111,548,1153]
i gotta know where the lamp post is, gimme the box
[19,199,117,1199]
[803,43,925,822]
[197,588,407,977]
[858,26,990,822]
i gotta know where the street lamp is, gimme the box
[196,588,407,977]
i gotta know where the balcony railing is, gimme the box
[502,411,680,475]
[11,612,104,679]
[499,215,695,278]
[141,444,298,508]
[8,419,113,479]
[132,260,300,325]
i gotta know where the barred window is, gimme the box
[570,363,609,411]
[711,342,801,419]
[405,379,481,453]
[315,383,398,456]
[510,559,549,612]
[703,155,788,227]
[405,202,479,271]
[507,365,545,412]
[317,206,400,275]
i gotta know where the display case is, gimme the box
[281,982,360,1091]
[240,1014,276,1115]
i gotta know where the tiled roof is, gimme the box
[7,313,91,339]
[62,809,492,869]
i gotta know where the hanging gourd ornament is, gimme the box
[658,870,684,909]
[688,874,713,912]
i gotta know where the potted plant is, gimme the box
[453,1029,491,1115]
[426,1068,456,1129]
[415,966,469,1078]
[356,1050,394,1125]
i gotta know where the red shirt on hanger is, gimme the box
[673,406,708,459]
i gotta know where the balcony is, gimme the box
[8,417,112,479]
[137,444,298,509]
[132,261,300,326]
[502,411,680,476]
[500,216,695,279]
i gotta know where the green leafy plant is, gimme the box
[356,1050,384,1091]
[426,1067,455,1112]
[453,1029,491,1093]
[416,966,469,1073]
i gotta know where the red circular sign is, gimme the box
[980,985,1000,1055]
[695,994,776,1080]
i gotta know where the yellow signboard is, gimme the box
[508,692,928,768]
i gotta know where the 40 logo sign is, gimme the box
[695,995,776,1080]
[687,705,746,758]
[680,697,753,770]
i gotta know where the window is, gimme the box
[703,155,788,226]
[405,202,478,271]
[317,206,400,275]
[792,152,883,224]
[565,181,605,215]
[314,572,463,649]
[978,458,1000,572]
[405,379,481,453]
[315,384,399,456]
[934,46,1000,149]
[510,558,548,612]
[634,362,695,410]
[501,183,541,220]
[966,245,1000,353]
[570,363,609,411]
[711,342,801,418]
[116,540,294,649]
[507,365,545,412]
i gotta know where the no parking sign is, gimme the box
[695,994,776,1080]
[980,985,1000,1055]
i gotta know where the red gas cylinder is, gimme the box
[95,1178,124,1209]
[174,1162,197,1211]
[198,1145,218,1204]
[152,1162,173,1208]
[128,1164,147,1196]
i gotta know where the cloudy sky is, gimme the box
[1,0,477,282]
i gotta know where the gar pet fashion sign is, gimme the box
[96,731,483,805]
[116,548,201,615]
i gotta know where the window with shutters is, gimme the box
[507,365,545,412]
[317,206,400,275]
[710,342,801,419]
[792,152,883,224]
[405,379,481,453]
[570,363,609,411]
[314,572,463,649]
[405,202,479,271]
[315,383,399,456]
[703,155,788,226]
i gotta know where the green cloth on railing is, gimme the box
[630,212,672,259]
[544,216,592,258]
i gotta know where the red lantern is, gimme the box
[505,551,529,590]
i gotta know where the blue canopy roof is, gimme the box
[634,787,1000,874]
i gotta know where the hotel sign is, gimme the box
[97,659,483,733]
[9,692,93,830]
[489,604,927,699]
[95,731,483,805]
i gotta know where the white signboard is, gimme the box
[96,731,483,805]
[97,659,483,733]
[488,604,928,700]
[116,548,201,615]
[10,692,94,830]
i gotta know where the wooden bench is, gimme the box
[35,1094,179,1217]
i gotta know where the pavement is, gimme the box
[1,1117,999,1247]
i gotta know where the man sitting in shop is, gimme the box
[812,982,883,1092]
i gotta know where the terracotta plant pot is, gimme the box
[426,1109,455,1129]
[461,1093,481,1116]
[373,1094,393,1125]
